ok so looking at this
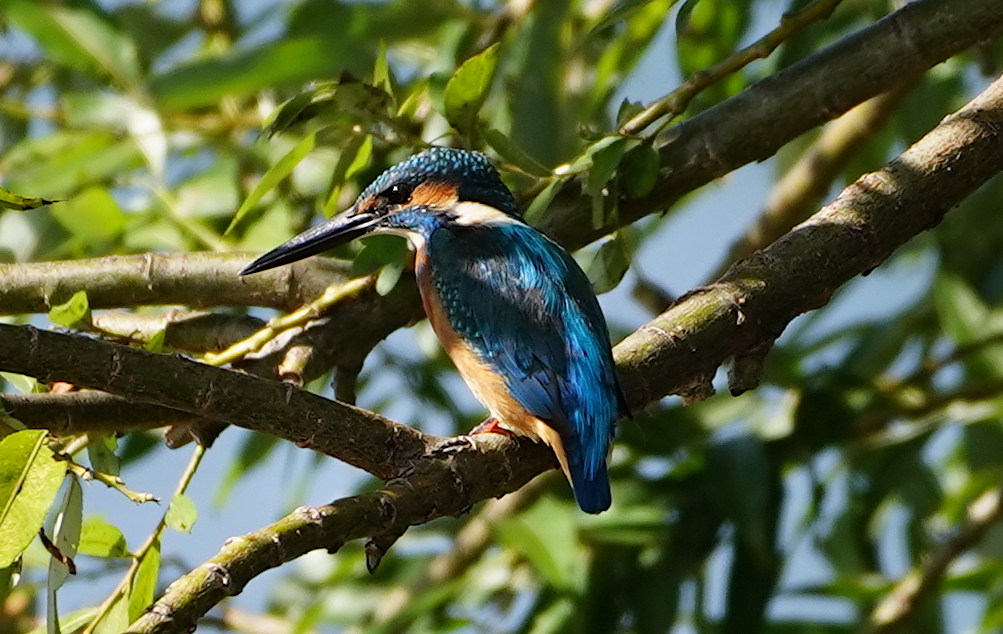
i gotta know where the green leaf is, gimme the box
[26,608,97,634]
[587,235,634,294]
[620,143,660,198]
[443,43,501,135]
[526,597,575,634]
[50,187,127,245]
[151,39,369,112]
[708,434,773,563]
[128,539,160,621]
[0,431,67,568]
[376,261,405,296]
[165,494,197,533]
[47,476,83,592]
[48,291,92,329]
[483,128,551,178]
[226,131,317,235]
[524,178,564,224]
[1,372,39,395]
[373,41,395,97]
[324,133,372,216]
[496,496,582,591]
[264,76,393,138]
[78,516,129,558]
[0,186,58,211]
[585,136,638,195]
[2,130,142,200]
[86,435,119,477]
[5,0,141,88]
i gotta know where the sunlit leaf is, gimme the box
[78,516,129,558]
[227,132,317,234]
[50,187,127,245]
[443,43,501,135]
[0,431,66,568]
[6,0,141,88]
[47,476,83,592]
[0,186,58,211]
[165,494,197,533]
[128,539,160,621]
[48,291,92,330]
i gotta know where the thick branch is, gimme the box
[861,486,1003,634]
[0,71,998,634]
[541,0,1003,251]
[0,325,432,480]
[0,253,351,314]
[124,433,552,634]
[615,72,1003,405]
[3,391,196,435]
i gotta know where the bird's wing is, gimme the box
[429,223,620,450]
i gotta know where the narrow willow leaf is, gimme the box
[0,372,38,395]
[523,178,564,224]
[48,290,92,329]
[86,434,119,477]
[373,41,394,97]
[587,236,632,294]
[47,476,82,634]
[165,494,197,533]
[47,476,83,591]
[620,143,660,198]
[0,186,58,211]
[443,43,500,135]
[227,131,317,234]
[128,539,160,621]
[5,0,142,88]
[50,187,127,243]
[483,128,551,178]
[0,431,66,568]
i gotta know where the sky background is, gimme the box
[2,0,977,630]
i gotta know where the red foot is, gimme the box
[469,417,516,438]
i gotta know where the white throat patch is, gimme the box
[450,201,522,227]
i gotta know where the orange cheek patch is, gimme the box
[409,181,459,208]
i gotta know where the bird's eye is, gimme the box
[381,183,411,206]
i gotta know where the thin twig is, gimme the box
[861,486,1003,634]
[619,0,845,136]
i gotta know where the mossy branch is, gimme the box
[0,68,999,634]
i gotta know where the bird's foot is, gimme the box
[429,435,475,456]
[428,419,514,457]
[469,417,515,438]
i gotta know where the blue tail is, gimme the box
[570,461,611,514]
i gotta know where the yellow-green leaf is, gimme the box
[0,431,67,568]
[78,516,129,558]
[226,131,317,235]
[0,186,58,211]
[443,43,500,135]
[48,291,92,329]
[165,494,197,533]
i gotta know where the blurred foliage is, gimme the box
[0,1,1002,634]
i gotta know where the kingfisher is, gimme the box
[241,147,629,513]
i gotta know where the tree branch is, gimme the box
[0,253,352,314]
[541,0,1003,251]
[861,486,1003,634]
[0,69,998,634]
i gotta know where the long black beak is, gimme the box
[240,208,377,275]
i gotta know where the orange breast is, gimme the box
[415,253,571,480]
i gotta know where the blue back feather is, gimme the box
[423,221,623,513]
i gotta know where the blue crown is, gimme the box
[357,147,520,217]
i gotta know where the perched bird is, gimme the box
[242,147,629,513]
